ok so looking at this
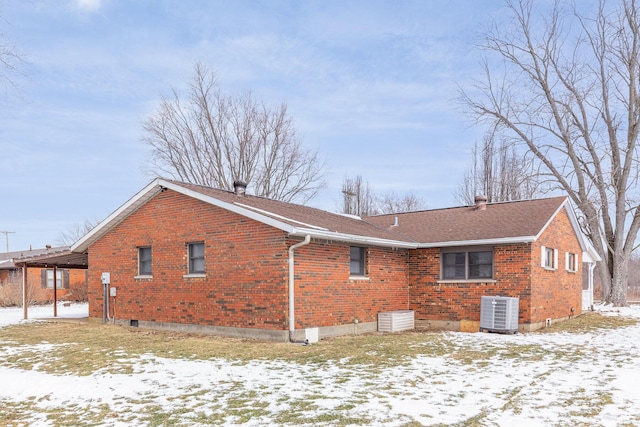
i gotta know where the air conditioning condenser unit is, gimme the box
[480,296,519,334]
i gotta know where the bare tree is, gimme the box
[0,8,24,101]
[56,218,99,247]
[461,0,640,305]
[142,63,325,204]
[341,175,378,216]
[341,175,427,216]
[455,128,543,205]
[378,191,426,214]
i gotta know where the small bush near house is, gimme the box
[0,271,42,307]
[66,276,88,302]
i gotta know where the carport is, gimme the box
[13,248,88,319]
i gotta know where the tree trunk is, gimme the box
[609,252,629,306]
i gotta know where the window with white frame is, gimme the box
[541,246,558,270]
[138,246,152,276]
[350,246,366,276]
[566,252,579,272]
[441,249,493,280]
[188,242,205,274]
[41,269,68,289]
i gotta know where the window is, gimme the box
[188,242,205,274]
[350,246,366,276]
[442,250,493,280]
[138,246,152,276]
[566,252,579,272]
[541,246,558,270]
[40,269,68,289]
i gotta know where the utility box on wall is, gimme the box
[480,296,519,334]
[378,310,415,333]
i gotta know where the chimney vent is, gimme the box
[233,180,247,196]
[474,195,488,211]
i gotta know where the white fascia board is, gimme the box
[71,178,413,253]
[71,178,164,253]
[290,228,417,249]
[582,238,602,262]
[534,198,569,242]
[538,198,601,261]
[417,236,537,249]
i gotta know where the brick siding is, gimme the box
[87,190,583,334]
[408,207,582,326]
[88,190,410,331]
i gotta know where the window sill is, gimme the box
[349,275,370,281]
[134,275,153,280]
[183,273,206,279]
[438,278,496,284]
[543,267,557,271]
[566,269,578,274]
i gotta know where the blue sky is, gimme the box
[0,0,505,252]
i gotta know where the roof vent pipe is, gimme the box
[474,195,488,211]
[233,180,247,196]
[393,216,399,227]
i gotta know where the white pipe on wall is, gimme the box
[288,235,311,343]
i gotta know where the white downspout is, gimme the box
[288,235,311,343]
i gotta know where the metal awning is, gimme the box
[13,248,88,269]
[12,248,88,321]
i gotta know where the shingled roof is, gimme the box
[365,197,569,247]
[72,178,416,252]
[71,178,578,253]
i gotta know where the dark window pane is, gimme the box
[469,251,492,279]
[139,247,152,275]
[442,252,466,279]
[189,242,205,274]
[469,251,492,264]
[350,247,365,275]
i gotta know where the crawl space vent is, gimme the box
[378,310,414,333]
[480,296,519,334]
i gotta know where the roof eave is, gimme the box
[72,178,298,253]
[72,179,165,253]
[290,229,417,249]
[417,236,537,248]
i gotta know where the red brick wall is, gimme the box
[409,244,532,322]
[408,206,583,326]
[87,190,410,332]
[88,190,290,330]
[530,207,582,323]
[294,243,409,328]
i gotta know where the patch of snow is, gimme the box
[0,302,88,328]
[0,304,639,425]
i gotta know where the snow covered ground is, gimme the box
[1,304,640,426]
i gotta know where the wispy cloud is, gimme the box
[72,0,102,13]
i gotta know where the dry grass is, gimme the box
[0,311,633,376]
[538,311,638,333]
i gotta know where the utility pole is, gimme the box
[0,231,15,252]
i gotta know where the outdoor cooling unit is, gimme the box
[480,296,519,334]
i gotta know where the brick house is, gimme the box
[71,179,599,341]
[0,247,88,305]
